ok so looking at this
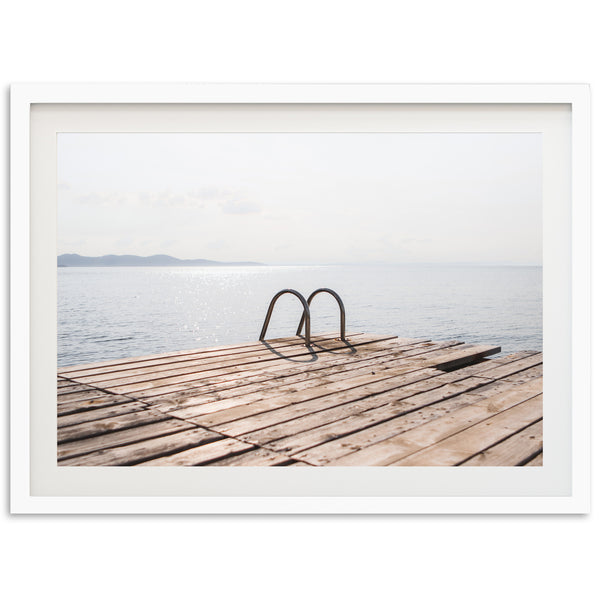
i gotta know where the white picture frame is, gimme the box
[10,83,591,514]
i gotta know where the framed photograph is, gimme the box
[10,84,590,513]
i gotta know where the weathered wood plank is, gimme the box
[87,334,399,396]
[263,391,479,459]
[57,401,149,428]
[148,339,448,411]
[97,336,411,398]
[446,352,540,380]
[57,409,172,444]
[289,379,522,465]
[524,452,543,466]
[57,388,110,404]
[468,353,543,381]
[139,438,254,466]
[164,359,442,421]
[124,338,442,402]
[417,344,501,370]
[57,393,141,417]
[63,333,393,385]
[208,447,293,466]
[238,369,508,452]
[501,365,543,384]
[58,331,366,375]
[60,332,372,382]
[186,365,441,433]
[57,420,196,461]
[56,334,544,467]
[326,382,542,466]
[59,427,223,466]
[148,344,425,411]
[56,381,94,397]
[460,420,543,466]
[205,369,440,439]
[56,376,77,389]
[177,343,505,433]
[213,358,535,443]
[237,359,533,455]
[117,340,401,401]
[391,395,543,466]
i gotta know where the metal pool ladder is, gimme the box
[259,288,346,346]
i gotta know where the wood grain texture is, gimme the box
[460,420,543,466]
[391,395,543,466]
[57,331,364,375]
[326,382,542,466]
[139,438,254,466]
[524,452,543,466]
[57,335,541,467]
[57,420,196,461]
[60,427,222,466]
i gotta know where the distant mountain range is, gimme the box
[57,253,264,267]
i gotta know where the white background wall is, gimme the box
[2,2,597,598]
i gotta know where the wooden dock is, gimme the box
[57,333,543,467]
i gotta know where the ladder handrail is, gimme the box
[259,289,312,346]
[296,288,346,341]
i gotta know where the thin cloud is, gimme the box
[220,198,261,215]
[76,192,120,206]
[72,187,254,211]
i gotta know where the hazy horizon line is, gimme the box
[57,252,541,268]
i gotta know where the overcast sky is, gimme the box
[57,133,542,265]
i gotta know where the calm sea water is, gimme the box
[57,265,542,367]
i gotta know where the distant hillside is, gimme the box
[57,253,264,267]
